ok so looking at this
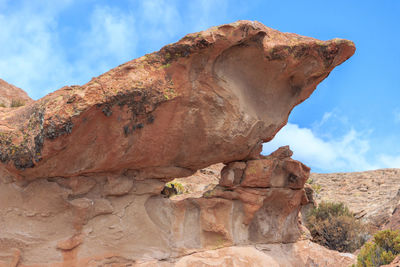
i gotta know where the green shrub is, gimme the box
[10,99,25,107]
[305,177,321,194]
[0,103,6,108]
[306,201,369,252]
[357,230,400,267]
[311,183,321,194]
[165,180,186,195]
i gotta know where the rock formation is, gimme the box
[0,78,32,108]
[0,20,355,266]
[310,169,400,230]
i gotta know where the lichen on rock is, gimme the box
[0,20,356,266]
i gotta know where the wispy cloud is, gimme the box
[0,7,64,97]
[263,110,400,172]
[378,154,400,168]
[0,1,228,99]
[76,5,138,76]
[262,123,377,172]
[139,0,182,42]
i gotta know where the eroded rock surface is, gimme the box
[0,20,356,266]
[0,20,354,180]
[0,146,313,266]
[0,79,32,108]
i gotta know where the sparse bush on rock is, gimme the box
[10,99,25,107]
[161,180,187,197]
[357,229,400,267]
[306,201,370,253]
[306,177,321,194]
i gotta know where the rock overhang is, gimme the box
[0,20,358,267]
[0,20,355,181]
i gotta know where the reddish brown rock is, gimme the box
[0,20,354,181]
[0,20,356,266]
[219,161,246,187]
[0,146,314,266]
[269,145,293,159]
[0,78,32,108]
[171,241,356,267]
[231,147,310,189]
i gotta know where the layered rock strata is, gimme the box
[0,20,356,266]
[0,146,338,266]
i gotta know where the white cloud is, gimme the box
[139,0,182,42]
[186,0,228,30]
[0,5,69,98]
[77,6,138,75]
[378,155,400,169]
[0,2,140,99]
[0,1,228,99]
[262,123,378,173]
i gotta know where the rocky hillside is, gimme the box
[0,20,355,266]
[310,169,400,230]
[0,78,32,108]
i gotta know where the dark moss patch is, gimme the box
[44,119,74,140]
[123,125,130,136]
[102,105,113,117]
[267,44,313,61]
[318,44,339,68]
[97,87,168,137]
[147,114,155,124]
[157,37,212,66]
[266,46,289,60]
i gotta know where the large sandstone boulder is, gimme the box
[0,21,356,266]
[0,20,354,181]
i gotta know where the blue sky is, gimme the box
[0,0,399,172]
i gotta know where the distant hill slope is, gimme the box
[310,169,400,230]
[0,78,32,107]
[176,165,400,231]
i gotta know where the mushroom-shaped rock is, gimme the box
[0,20,355,180]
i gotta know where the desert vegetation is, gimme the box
[356,229,400,267]
[305,201,370,253]
[10,99,25,107]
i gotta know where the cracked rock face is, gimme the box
[0,20,356,266]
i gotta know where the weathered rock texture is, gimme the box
[0,78,32,108]
[135,241,356,267]
[310,169,400,230]
[0,20,355,266]
[0,20,354,181]
[0,146,356,266]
